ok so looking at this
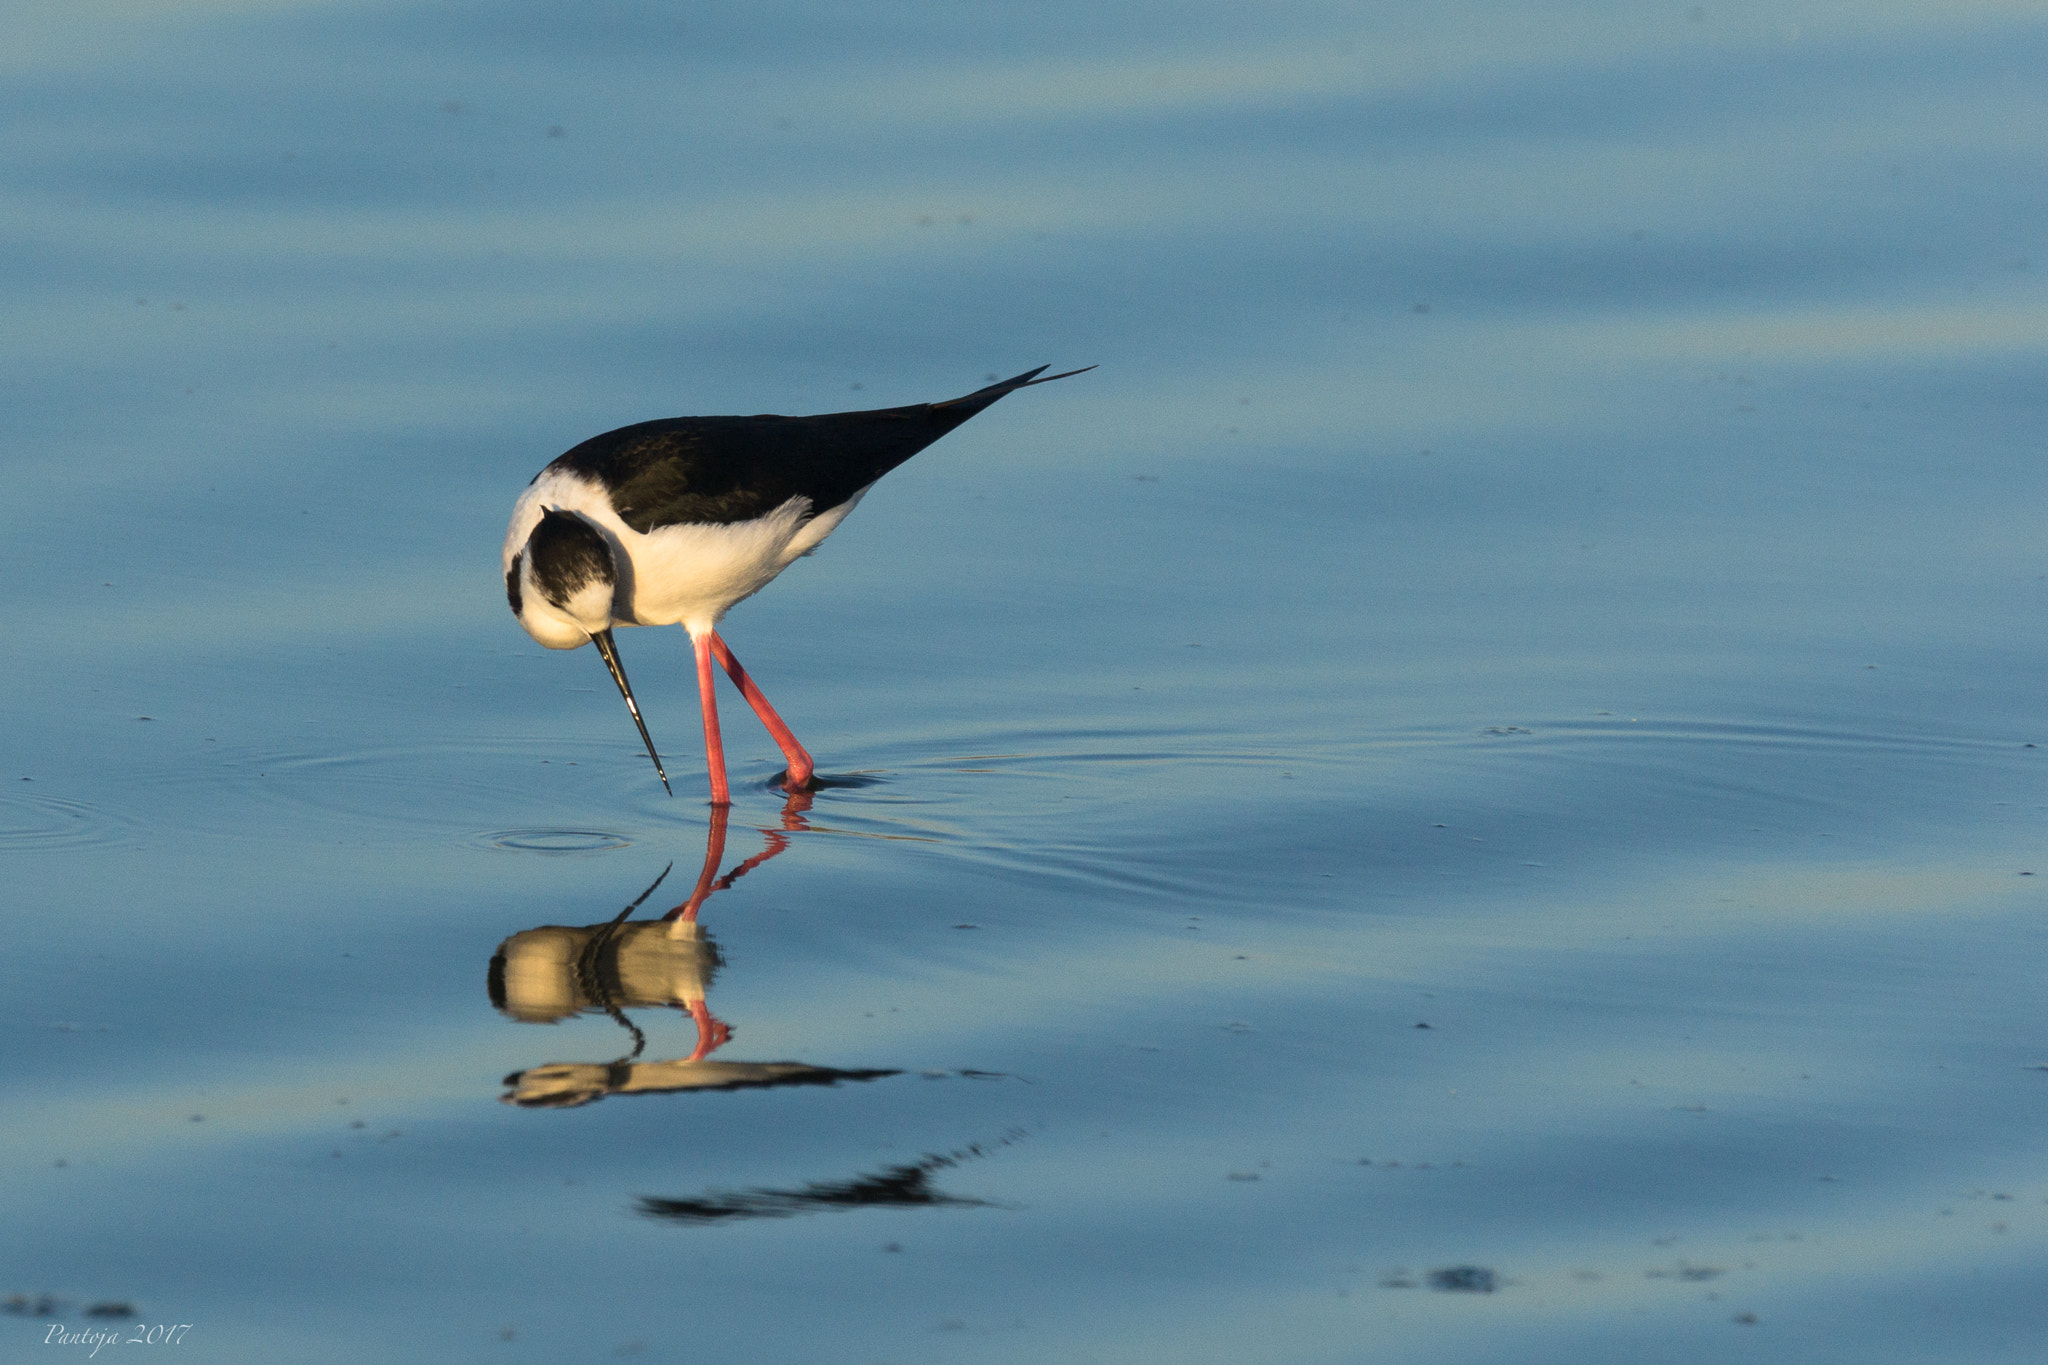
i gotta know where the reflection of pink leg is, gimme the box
[777,787,814,827]
[709,632,815,790]
[692,632,730,807]
[684,999,731,1061]
[665,805,730,924]
[715,829,789,891]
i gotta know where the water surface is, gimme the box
[5,2,2048,1361]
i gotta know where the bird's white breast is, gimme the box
[505,469,868,637]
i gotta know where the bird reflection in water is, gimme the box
[489,791,896,1107]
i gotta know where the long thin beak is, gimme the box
[590,628,672,796]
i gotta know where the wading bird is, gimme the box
[503,365,1091,804]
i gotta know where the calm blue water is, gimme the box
[6,3,2048,1361]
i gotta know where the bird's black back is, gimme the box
[542,366,1084,532]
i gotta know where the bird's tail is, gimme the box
[930,364,1097,412]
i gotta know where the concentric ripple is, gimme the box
[473,829,633,854]
[0,791,136,853]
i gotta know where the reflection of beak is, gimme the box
[591,628,672,796]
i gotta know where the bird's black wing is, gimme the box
[545,365,1091,533]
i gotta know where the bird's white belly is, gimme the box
[505,469,867,637]
[622,506,813,630]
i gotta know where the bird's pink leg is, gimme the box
[692,631,731,807]
[708,632,816,789]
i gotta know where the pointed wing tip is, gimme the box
[1021,363,1097,386]
[934,364,1097,410]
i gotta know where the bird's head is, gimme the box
[506,507,617,649]
[506,508,672,795]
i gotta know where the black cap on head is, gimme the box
[527,508,617,610]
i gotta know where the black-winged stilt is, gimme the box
[504,364,1091,804]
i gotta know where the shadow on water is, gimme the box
[636,1132,1025,1225]
[489,792,902,1107]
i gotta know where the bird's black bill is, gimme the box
[590,628,672,796]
